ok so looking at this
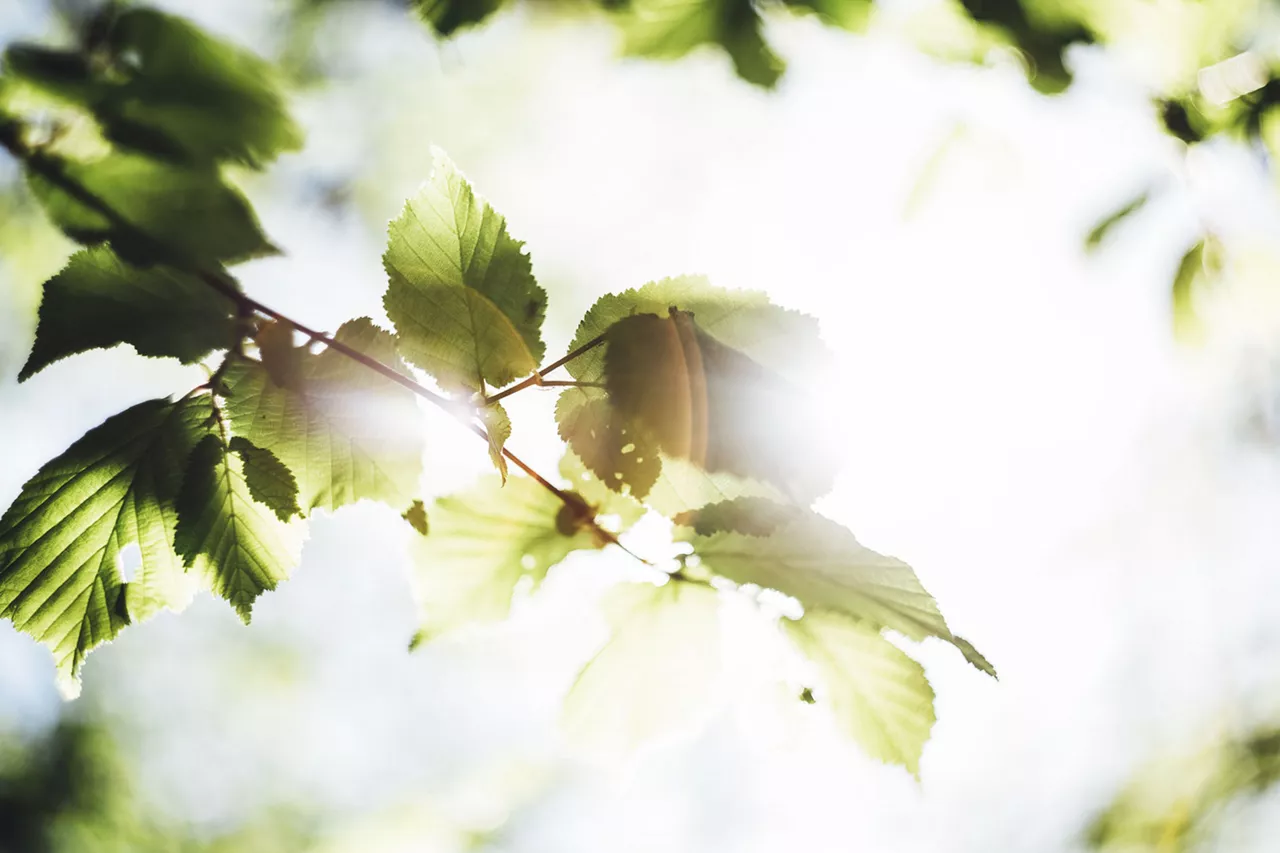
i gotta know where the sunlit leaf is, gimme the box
[254,319,304,390]
[19,246,238,381]
[1171,237,1223,343]
[410,475,608,640]
[383,150,546,393]
[480,402,512,482]
[556,387,661,500]
[174,433,303,621]
[223,318,424,513]
[672,496,802,536]
[228,437,301,523]
[562,580,721,750]
[781,0,873,31]
[693,507,995,676]
[785,610,935,775]
[0,395,212,692]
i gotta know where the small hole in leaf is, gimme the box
[117,543,142,583]
[620,443,636,454]
[520,554,537,571]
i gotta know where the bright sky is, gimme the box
[3,1,1280,851]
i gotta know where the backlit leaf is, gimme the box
[480,402,512,482]
[616,0,785,88]
[693,508,994,676]
[19,246,239,381]
[562,580,721,751]
[672,496,803,537]
[383,151,546,393]
[413,0,509,36]
[223,318,424,513]
[1085,190,1150,253]
[0,395,212,693]
[785,610,935,776]
[410,474,608,640]
[228,437,301,523]
[174,433,303,621]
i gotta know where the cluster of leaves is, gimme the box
[0,4,991,773]
[1087,724,1280,851]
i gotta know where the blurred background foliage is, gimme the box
[5,0,1280,851]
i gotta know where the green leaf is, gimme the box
[413,0,509,35]
[5,7,302,169]
[409,474,608,640]
[557,451,648,530]
[785,611,935,776]
[615,0,785,87]
[480,402,512,482]
[383,150,546,393]
[1085,191,1150,252]
[228,437,301,523]
[25,149,273,267]
[692,507,995,676]
[672,496,802,536]
[253,319,304,390]
[556,387,661,500]
[1171,238,1223,342]
[603,308,834,500]
[562,580,722,751]
[174,433,303,621]
[19,246,239,381]
[0,395,212,693]
[402,499,429,536]
[781,0,873,31]
[222,318,425,513]
[558,275,827,509]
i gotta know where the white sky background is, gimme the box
[4,1,1280,850]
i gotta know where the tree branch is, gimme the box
[484,333,607,404]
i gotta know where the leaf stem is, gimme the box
[484,333,607,404]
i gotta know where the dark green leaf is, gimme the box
[254,319,304,390]
[616,0,785,88]
[174,433,303,621]
[413,0,509,35]
[223,318,425,513]
[19,246,238,381]
[228,437,301,522]
[0,395,212,693]
[692,507,994,676]
[383,150,546,393]
[556,387,661,500]
[781,0,873,31]
[5,8,302,169]
[603,309,834,500]
[785,611,935,776]
[25,149,273,267]
[410,474,610,640]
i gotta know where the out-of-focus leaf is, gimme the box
[0,395,211,693]
[603,308,834,500]
[785,610,935,776]
[383,150,546,393]
[615,0,785,88]
[562,580,721,750]
[1085,190,1150,253]
[413,0,509,35]
[781,0,873,31]
[19,246,238,381]
[693,507,995,676]
[1171,237,1223,342]
[25,149,273,267]
[402,499,429,536]
[174,433,303,622]
[958,0,1093,94]
[410,475,609,640]
[223,318,425,513]
[228,436,301,523]
[5,7,302,168]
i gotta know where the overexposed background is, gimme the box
[3,1,1280,850]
